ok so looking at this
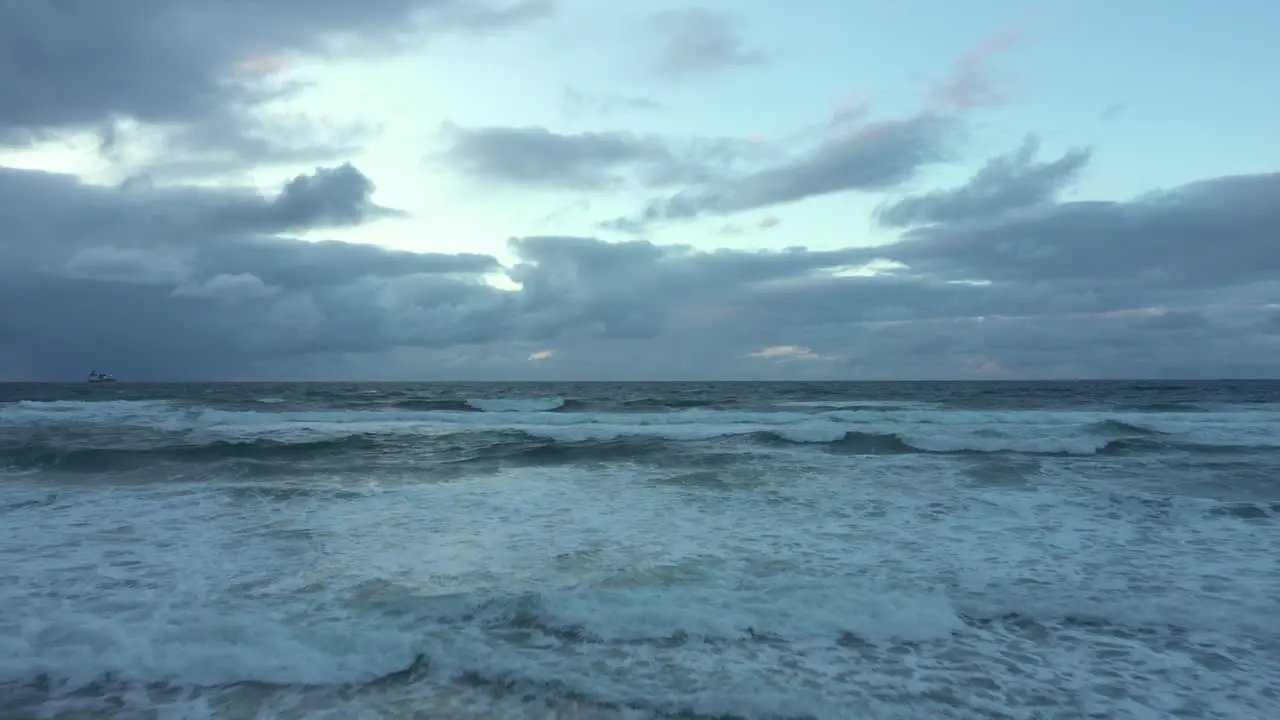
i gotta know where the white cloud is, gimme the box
[749,345,825,360]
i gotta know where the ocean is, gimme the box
[1,380,1278,719]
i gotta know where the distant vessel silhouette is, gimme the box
[88,370,117,383]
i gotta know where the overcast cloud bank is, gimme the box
[1,1,1277,380]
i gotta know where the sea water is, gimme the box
[1,381,1278,719]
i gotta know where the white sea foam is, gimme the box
[775,399,939,410]
[4,398,1278,454]
[2,395,1279,717]
[3,445,1279,718]
[465,397,567,412]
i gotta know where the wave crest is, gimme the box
[2,399,1274,469]
[0,436,379,472]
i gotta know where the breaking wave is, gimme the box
[2,398,1276,474]
[3,399,1277,462]
[4,577,1277,719]
[3,383,1278,719]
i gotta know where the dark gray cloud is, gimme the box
[0,163,501,379]
[1,159,1278,380]
[438,113,956,233]
[212,163,407,233]
[1,2,1275,380]
[875,136,1090,227]
[603,114,957,230]
[866,172,1280,290]
[0,0,555,171]
[0,163,405,271]
[645,8,764,79]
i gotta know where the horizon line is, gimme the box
[2,377,1279,384]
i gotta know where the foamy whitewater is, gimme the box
[1,381,1278,719]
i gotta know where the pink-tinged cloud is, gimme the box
[748,345,841,361]
[932,27,1021,110]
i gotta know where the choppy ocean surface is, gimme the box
[2,380,1279,720]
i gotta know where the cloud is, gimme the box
[61,247,192,286]
[931,27,1021,110]
[748,345,832,361]
[214,162,407,233]
[433,14,1027,235]
[875,136,1090,227]
[645,8,765,79]
[603,114,957,230]
[827,92,872,134]
[0,0,556,173]
[2,4,1274,381]
[172,273,282,302]
[438,91,962,234]
[866,172,1280,290]
[438,123,756,191]
[0,162,402,275]
[560,87,660,120]
[2,156,1278,380]
[0,164,501,378]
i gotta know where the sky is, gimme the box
[1,0,1279,381]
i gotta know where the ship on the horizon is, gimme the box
[88,370,117,383]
